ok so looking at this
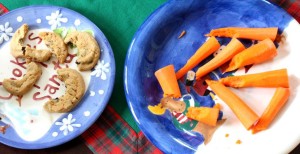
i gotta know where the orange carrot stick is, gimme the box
[225,38,277,72]
[220,69,289,88]
[195,38,245,80]
[206,80,259,129]
[206,27,278,41]
[186,107,220,126]
[176,37,220,79]
[252,87,290,134]
[155,65,181,98]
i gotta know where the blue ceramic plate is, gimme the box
[0,6,115,149]
[125,0,300,153]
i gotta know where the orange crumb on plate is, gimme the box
[178,30,186,39]
[236,139,242,144]
[225,133,229,137]
[213,103,222,110]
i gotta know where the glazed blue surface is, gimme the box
[0,6,115,149]
[124,0,293,153]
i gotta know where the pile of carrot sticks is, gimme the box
[155,27,290,134]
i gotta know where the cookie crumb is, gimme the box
[178,30,186,39]
[22,47,26,55]
[275,34,286,43]
[0,125,9,134]
[225,133,229,137]
[236,139,242,144]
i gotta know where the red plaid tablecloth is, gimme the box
[0,1,300,154]
[81,106,162,154]
[271,0,300,22]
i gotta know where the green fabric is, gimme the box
[2,0,166,132]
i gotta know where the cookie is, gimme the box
[64,31,100,71]
[39,32,68,63]
[44,68,85,113]
[10,24,29,58]
[2,62,42,96]
[24,46,52,63]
